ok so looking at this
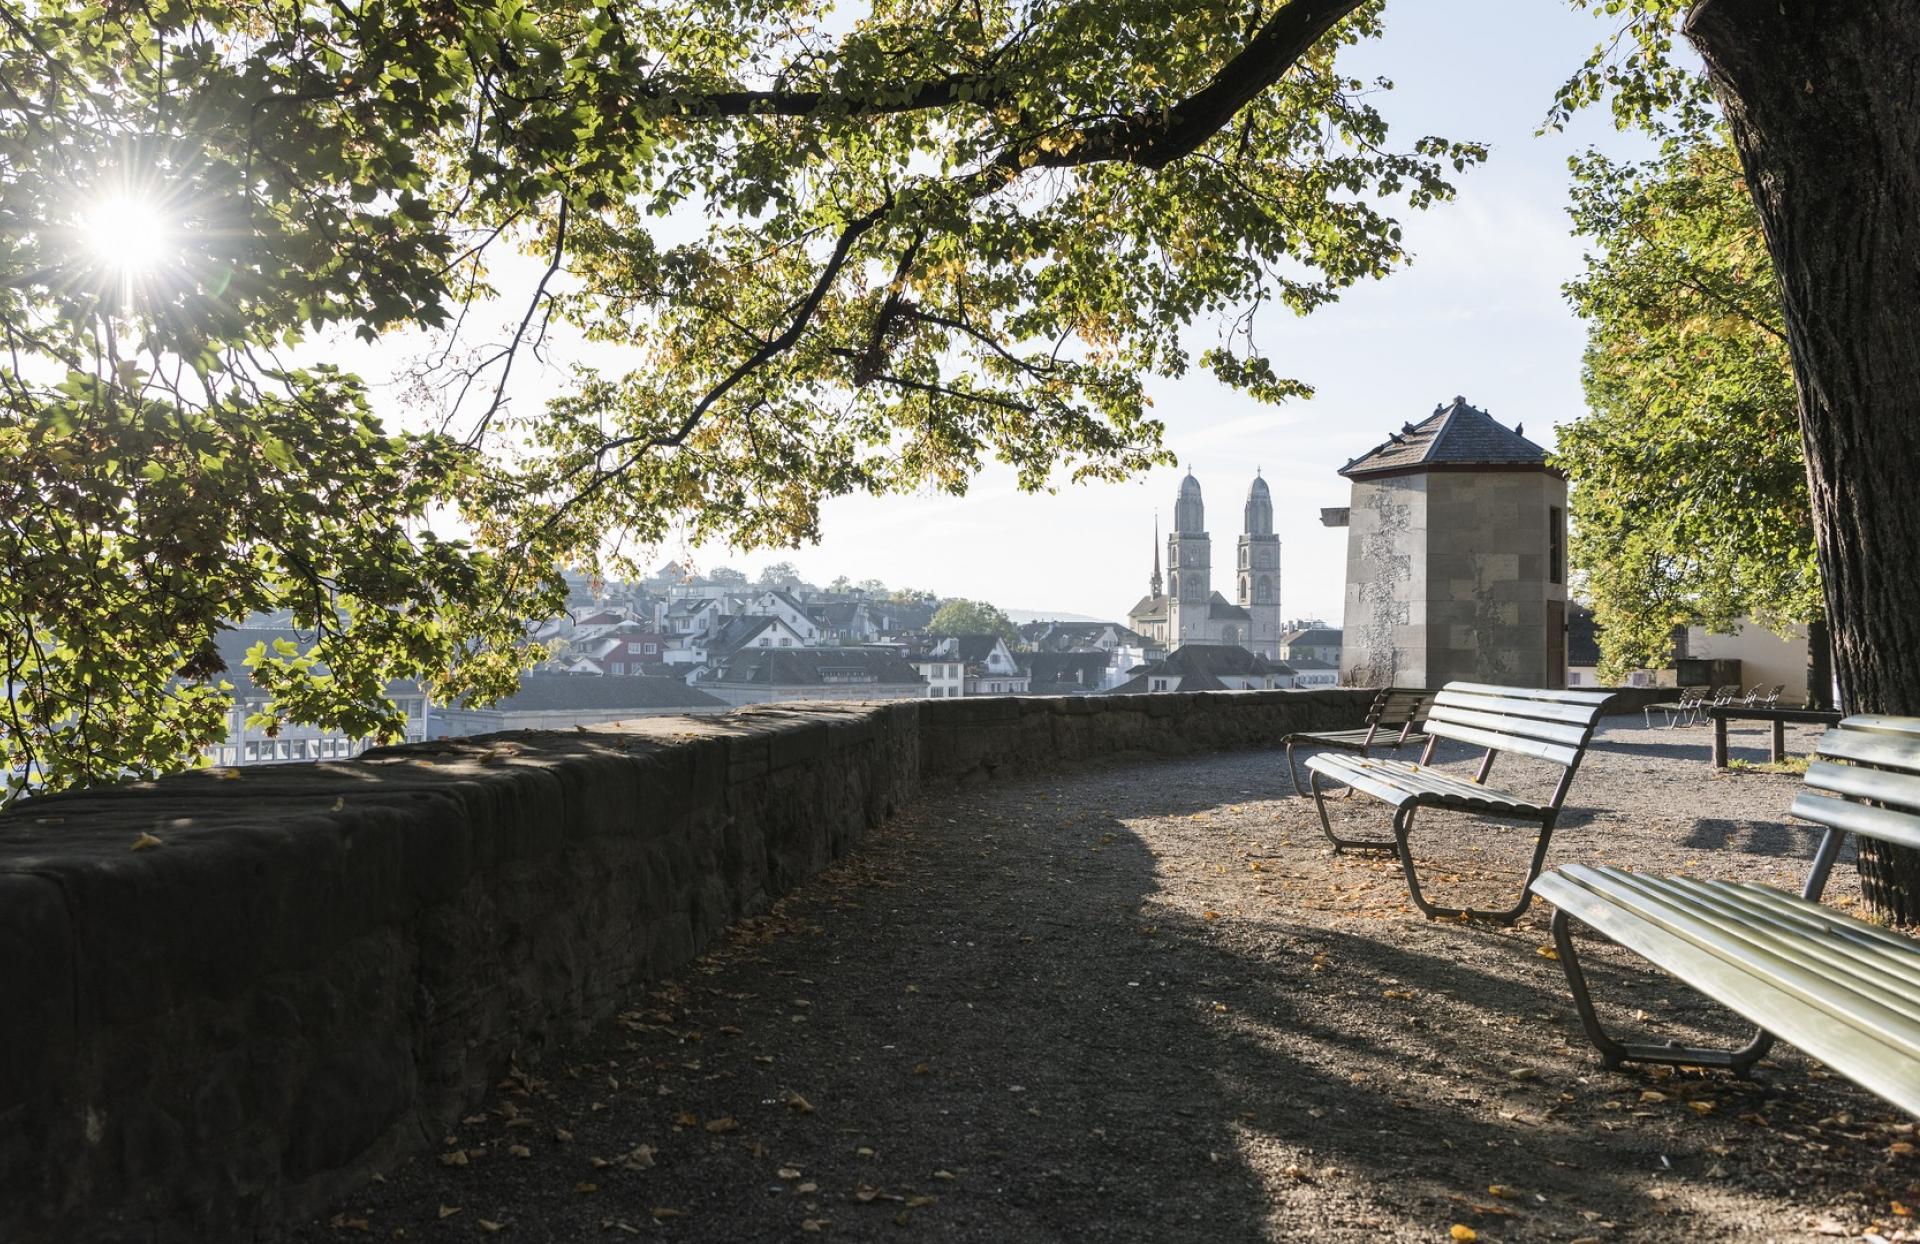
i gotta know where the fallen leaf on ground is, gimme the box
[704,1116,739,1133]
[650,1208,684,1221]
[1451,1226,1477,1242]
[436,1206,461,1220]
[478,1221,503,1234]
[1536,945,1558,960]
[439,1151,468,1167]
[784,1091,816,1114]
[131,833,164,851]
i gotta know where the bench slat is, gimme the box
[1427,704,1592,748]
[1533,867,1920,1115]
[1625,874,1920,1024]
[1813,727,1920,773]
[1722,880,1920,977]
[1291,727,1429,748]
[1446,682,1614,706]
[1805,759,1920,815]
[1545,865,1920,1063]
[1305,755,1545,816]
[1836,714,1920,741]
[1423,720,1581,768]
[1790,791,1920,853]
[1432,689,1608,726]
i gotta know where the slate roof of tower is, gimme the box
[1339,397,1550,478]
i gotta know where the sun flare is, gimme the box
[82,194,175,275]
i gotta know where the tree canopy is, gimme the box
[1553,128,1818,682]
[2,0,1492,798]
[929,599,1020,646]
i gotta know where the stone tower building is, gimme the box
[1237,473,1282,652]
[1167,472,1213,644]
[1129,470,1282,657]
[1330,397,1568,689]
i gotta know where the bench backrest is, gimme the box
[1368,687,1430,728]
[1424,682,1616,808]
[1792,715,1920,900]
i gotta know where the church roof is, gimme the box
[1340,397,1552,478]
[1128,593,1168,620]
[1206,592,1250,622]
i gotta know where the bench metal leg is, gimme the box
[1550,909,1775,1075]
[1288,740,1356,800]
[1390,807,1550,926]
[1309,768,1396,853]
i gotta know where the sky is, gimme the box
[354,1,1657,625]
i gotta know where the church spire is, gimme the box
[1150,513,1163,597]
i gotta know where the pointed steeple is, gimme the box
[1150,513,1164,598]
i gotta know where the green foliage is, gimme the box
[1554,129,1819,683]
[1,0,1488,798]
[929,599,1020,646]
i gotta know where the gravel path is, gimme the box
[295,718,1919,1243]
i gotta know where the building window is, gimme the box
[930,687,943,698]
[644,643,657,654]
[1549,505,1566,585]
[780,638,792,647]
[630,642,644,654]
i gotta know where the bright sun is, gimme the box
[83,194,174,275]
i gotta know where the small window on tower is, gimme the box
[1549,506,1566,585]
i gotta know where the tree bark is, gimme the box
[1686,0,1920,923]
[1805,617,1833,711]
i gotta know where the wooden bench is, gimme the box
[1707,704,1843,767]
[1532,714,1920,1114]
[1281,687,1430,797]
[1303,683,1615,925]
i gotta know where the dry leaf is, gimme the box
[436,1206,461,1220]
[932,1170,956,1181]
[796,1182,819,1194]
[801,1221,826,1233]
[906,1195,937,1208]
[650,1208,684,1221]
[1450,1226,1478,1242]
[508,1144,530,1159]
[1487,1185,1517,1199]
[621,1145,656,1171]
[1535,945,1559,960]
[1687,1101,1714,1116]
[131,832,164,851]
[574,1182,598,1194]
[784,1091,816,1114]
[854,1185,880,1203]
[439,1151,469,1167]
[478,1221,503,1234]
[1640,1090,1667,1104]
[778,1168,803,1181]
[704,1116,739,1134]
[673,1111,699,1128]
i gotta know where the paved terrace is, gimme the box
[293,720,1918,1243]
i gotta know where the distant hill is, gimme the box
[1003,608,1111,625]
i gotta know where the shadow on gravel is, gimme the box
[1680,816,1828,859]
[292,750,1894,1244]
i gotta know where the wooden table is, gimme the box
[1708,705,1843,766]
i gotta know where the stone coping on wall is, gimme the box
[1,688,1396,1243]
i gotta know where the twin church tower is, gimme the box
[1127,470,1282,658]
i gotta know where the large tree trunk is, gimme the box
[1687,0,1920,924]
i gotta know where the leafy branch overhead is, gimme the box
[0,0,1485,796]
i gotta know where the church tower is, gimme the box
[1167,471,1211,643]
[1237,471,1282,658]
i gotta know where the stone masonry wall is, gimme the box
[0,688,1372,1244]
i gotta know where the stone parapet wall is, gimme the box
[0,688,1372,1243]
